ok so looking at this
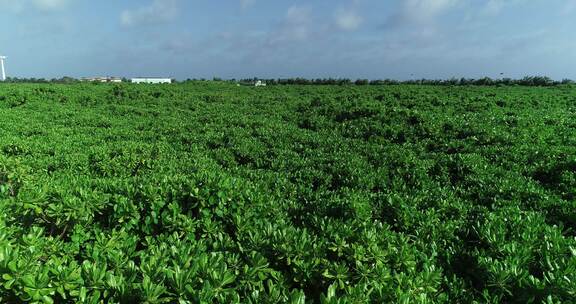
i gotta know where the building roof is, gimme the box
[131,77,172,79]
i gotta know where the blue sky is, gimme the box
[0,0,575,80]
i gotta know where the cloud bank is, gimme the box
[121,0,180,27]
[335,9,363,31]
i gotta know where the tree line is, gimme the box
[1,75,574,86]
[235,76,574,86]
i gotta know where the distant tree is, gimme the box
[57,76,78,84]
[445,78,459,85]
[476,77,494,86]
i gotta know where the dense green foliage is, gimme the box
[0,82,574,303]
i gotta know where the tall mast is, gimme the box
[0,56,6,81]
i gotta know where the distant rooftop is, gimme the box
[132,77,172,79]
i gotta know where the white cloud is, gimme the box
[482,0,533,16]
[335,9,363,31]
[240,0,256,10]
[384,0,460,29]
[32,0,69,10]
[285,6,311,25]
[121,0,180,27]
[484,0,514,15]
[484,0,504,15]
[0,0,69,12]
[266,6,313,43]
[402,0,460,23]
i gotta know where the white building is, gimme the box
[131,78,172,84]
[255,80,266,87]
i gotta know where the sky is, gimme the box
[0,0,575,80]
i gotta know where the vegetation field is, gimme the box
[0,82,574,303]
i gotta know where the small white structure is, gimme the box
[0,56,7,81]
[255,80,266,87]
[132,77,172,84]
